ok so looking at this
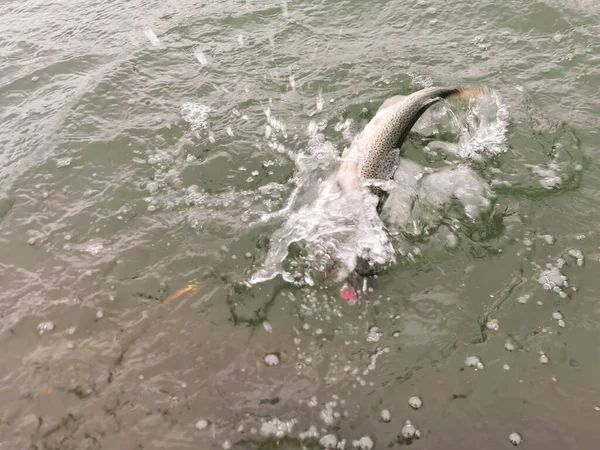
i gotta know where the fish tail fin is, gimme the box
[440,85,490,100]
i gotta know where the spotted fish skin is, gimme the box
[337,86,486,197]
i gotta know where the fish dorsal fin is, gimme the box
[377,95,407,113]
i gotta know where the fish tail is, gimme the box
[440,85,489,100]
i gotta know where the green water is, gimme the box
[1,0,600,449]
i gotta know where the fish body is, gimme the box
[335,86,486,281]
[337,86,486,207]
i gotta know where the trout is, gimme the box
[337,86,487,211]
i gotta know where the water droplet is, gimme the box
[552,311,563,320]
[96,309,103,320]
[144,29,161,46]
[539,353,550,364]
[263,322,273,333]
[503,364,510,370]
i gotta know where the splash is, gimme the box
[248,124,395,285]
[423,89,510,160]
[246,90,507,286]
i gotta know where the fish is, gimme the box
[334,86,488,284]
[336,86,488,212]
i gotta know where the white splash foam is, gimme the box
[180,103,211,132]
[248,122,396,285]
[454,89,509,159]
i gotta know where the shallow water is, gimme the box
[1,0,600,449]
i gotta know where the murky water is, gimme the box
[2,0,600,449]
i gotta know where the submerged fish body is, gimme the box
[336,86,487,201]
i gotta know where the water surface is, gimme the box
[1,0,600,449]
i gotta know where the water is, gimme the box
[1,0,600,449]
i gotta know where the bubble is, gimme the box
[37,321,55,334]
[319,434,338,448]
[264,353,280,366]
[56,157,73,168]
[367,326,383,342]
[260,417,297,438]
[299,425,320,440]
[486,318,499,331]
[539,353,550,364]
[32,76,39,82]
[558,319,566,328]
[517,294,530,304]
[503,364,510,370]
[381,409,391,422]
[96,309,104,320]
[195,419,209,430]
[552,311,563,320]
[542,234,555,244]
[354,436,374,449]
[509,432,522,446]
[401,420,416,439]
[553,34,563,43]
[146,182,160,194]
[465,355,484,369]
